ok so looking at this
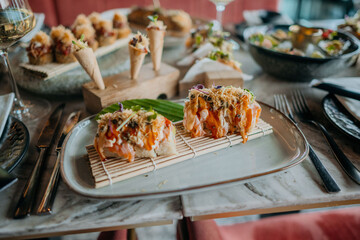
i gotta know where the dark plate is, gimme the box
[0,116,29,172]
[243,25,360,81]
[322,94,360,141]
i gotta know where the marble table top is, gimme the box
[0,36,359,239]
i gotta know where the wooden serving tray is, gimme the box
[86,119,273,188]
[20,34,133,80]
[82,62,180,114]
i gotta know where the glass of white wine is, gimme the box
[210,0,235,30]
[0,0,50,122]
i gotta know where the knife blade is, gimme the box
[310,79,360,101]
[13,103,65,219]
[36,111,81,215]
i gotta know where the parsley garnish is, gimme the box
[147,106,158,121]
[207,22,214,37]
[244,89,255,102]
[148,15,158,23]
[72,34,88,49]
[131,105,142,112]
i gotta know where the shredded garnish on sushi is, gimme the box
[183,85,261,142]
[94,106,177,162]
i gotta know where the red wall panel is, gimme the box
[30,0,279,27]
[28,0,58,26]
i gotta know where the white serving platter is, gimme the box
[60,102,309,200]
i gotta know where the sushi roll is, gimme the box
[27,31,53,65]
[94,106,177,162]
[183,85,261,143]
[50,25,77,63]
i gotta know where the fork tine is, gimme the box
[274,94,280,110]
[297,90,311,113]
[295,90,308,114]
[294,90,305,112]
[279,95,288,115]
[291,91,302,114]
[274,94,286,114]
[281,95,296,123]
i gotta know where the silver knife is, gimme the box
[36,111,81,215]
[13,103,65,219]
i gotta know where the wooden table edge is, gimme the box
[187,199,360,221]
[0,219,175,240]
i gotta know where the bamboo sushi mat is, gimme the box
[20,34,133,80]
[86,119,273,188]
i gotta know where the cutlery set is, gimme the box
[13,104,80,219]
[274,91,360,193]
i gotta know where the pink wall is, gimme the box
[29,0,279,27]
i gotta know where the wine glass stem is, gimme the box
[216,4,225,30]
[0,50,25,108]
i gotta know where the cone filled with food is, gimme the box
[128,32,149,80]
[73,35,105,90]
[146,15,166,71]
[73,24,99,51]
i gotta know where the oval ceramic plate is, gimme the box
[60,102,309,200]
[0,116,29,172]
[322,94,360,141]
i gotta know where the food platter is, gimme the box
[12,7,191,96]
[243,24,360,81]
[60,102,309,200]
[12,40,129,96]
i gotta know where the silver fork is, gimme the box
[274,94,341,193]
[291,90,360,185]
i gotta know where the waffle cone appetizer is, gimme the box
[146,16,166,71]
[128,32,149,80]
[73,37,105,90]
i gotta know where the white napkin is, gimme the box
[321,78,360,122]
[177,43,216,66]
[0,93,14,138]
[179,58,253,96]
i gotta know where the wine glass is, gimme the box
[0,0,50,122]
[210,0,235,31]
[209,0,239,50]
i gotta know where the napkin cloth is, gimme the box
[179,58,253,97]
